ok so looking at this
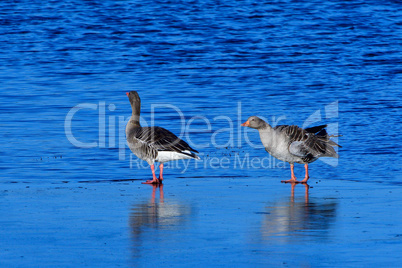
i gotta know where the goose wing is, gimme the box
[275,125,339,160]
[131,126,199,154]
[304,124,327,134]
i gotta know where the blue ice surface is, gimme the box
[0,0,401,266]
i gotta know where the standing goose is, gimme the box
[126,91,200,184]
[241,116,341,183]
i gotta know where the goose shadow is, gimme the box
[129,184,193,259]
[259,182,338,242]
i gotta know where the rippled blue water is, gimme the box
[0,0,401,266]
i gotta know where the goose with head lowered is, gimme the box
[126,91,200,184]
[241,116,341,183]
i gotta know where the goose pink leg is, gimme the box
[300,164,309,183]
[281,164,309,184]
[142,164,161,184]
[281,164,298,183]
[158,163,164,183]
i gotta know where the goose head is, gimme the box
[241,116,267,129]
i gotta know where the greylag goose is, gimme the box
[126,91,200,184]
[241,116,341,183]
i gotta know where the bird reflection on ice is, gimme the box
[129,184,192,258]
[260,183,338,241]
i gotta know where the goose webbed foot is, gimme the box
[142,178,162,184]
[281,176,309,184]
[299,176,309,183]
[281,179,308,184]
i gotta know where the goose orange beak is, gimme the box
[126,92,129,96]
[241,121,250,127]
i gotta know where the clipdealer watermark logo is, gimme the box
[64,101,340,172]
